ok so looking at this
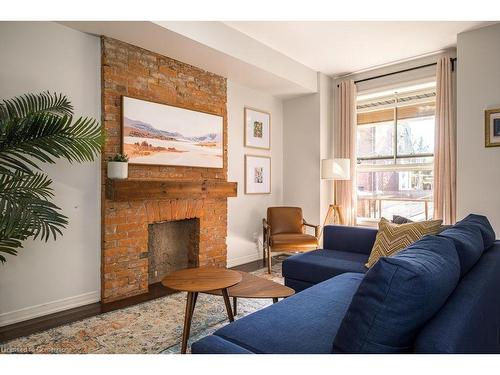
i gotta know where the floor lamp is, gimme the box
[321,158,351,229]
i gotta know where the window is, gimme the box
[356,84,436,224]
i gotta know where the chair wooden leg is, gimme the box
[267,246,272,274]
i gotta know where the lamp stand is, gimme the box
[319,184,345,242]
[323,204,345,226]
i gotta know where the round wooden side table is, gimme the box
[161,267,242,354]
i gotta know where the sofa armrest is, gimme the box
[191,335,254,354]
[323,225,378,255]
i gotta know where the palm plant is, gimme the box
[0,92,103,263]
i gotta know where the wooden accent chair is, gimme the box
[262,207,320,274]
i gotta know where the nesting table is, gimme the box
[162,267,294,353]
[204,270,294,315]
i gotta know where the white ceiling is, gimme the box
[224,21,494,76]
[61,21,318,97]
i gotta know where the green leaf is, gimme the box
[0,112,103,174]
[0,91,73,122]
[0,171,54,201]
[0,92,102,263]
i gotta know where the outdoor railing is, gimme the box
[357,195,433,222]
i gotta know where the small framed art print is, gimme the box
[245,155,271,194]
[485,107,500,147]
[244,107,270,150]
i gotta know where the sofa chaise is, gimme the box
[192,214,500,354]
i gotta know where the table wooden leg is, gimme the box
[272,297,279,304]
[221,288,234,322]
[181,292,196,354]
[233,297,237,316]
[191,292,198,317]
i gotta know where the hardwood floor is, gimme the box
[0,260,266,343]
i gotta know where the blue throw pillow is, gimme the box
[332,236,460,353]
[438,225,484,277]
[456,214,496,249]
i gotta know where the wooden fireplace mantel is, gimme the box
[106,179,238,201]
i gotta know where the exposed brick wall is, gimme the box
[101,37,229,303]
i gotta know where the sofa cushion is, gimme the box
[414,241,500,353]
[284,278,315,293]
[392,215,413,224]
[457,214,496,249]
[323,225,378,255]
[191,335,253,354]
[282,249,367,285]
[212,273,364,354]
[366,217,443,268]
[438,225,484,277]
[332,236,460,353]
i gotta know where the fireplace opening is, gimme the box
[148,218,200,284]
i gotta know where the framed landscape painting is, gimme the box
[122,96,224,168]
[244,107,271,150]
[485,107,500,147]
[245,155,271,194]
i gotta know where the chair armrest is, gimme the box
[323,225,378,255]
[262,218,271,245]
[303,219,320,239]
[262,218,271,230]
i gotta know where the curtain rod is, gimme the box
[336,57,457,87]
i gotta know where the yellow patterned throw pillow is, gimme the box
[366,217,443,268]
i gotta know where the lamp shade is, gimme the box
[321,158,350,180]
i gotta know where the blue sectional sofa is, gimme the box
[192,214,500,354]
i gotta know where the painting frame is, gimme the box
[244,155,271,195]
[485,107,500,148]
[244,107,271,150]
[121,95,225,169]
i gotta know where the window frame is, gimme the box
[355,87,437,224]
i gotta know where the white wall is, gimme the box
[283,92,321,225]
[282,73,333,228]
[0,22,101,326]
[457,23,500,233]
[226,80,284,266]
[319,73,334,224]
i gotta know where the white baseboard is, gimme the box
[0,290,101,327]
[227,253,262,268]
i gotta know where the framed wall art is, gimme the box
[122,96,224,168]
[245,155,271,195]
[244,107,271,150]
[485,107,500,147]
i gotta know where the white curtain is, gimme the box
[433,56,456,224]
[335,80,357,225]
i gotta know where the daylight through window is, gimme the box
[356,83,436,224]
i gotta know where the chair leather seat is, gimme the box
[270,233,319,251]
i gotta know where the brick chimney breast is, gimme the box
[101,37,229,303]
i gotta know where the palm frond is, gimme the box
[0,203,32,263]
[0,195,67,245]
[0,171,54,201]
[0,113,102,173]
[0,92,73,123]
[0,91,101,263]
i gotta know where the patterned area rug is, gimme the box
[1,263,284,354]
